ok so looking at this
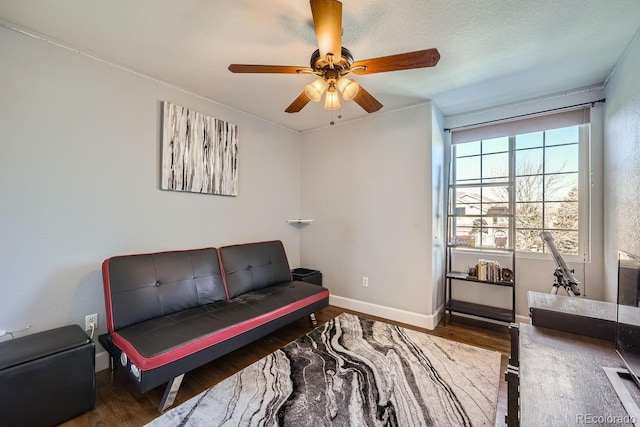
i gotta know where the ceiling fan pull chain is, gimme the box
[327,53,335,69]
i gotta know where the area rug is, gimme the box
[146,313,501,426]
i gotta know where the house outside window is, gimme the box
[450,107,591,258]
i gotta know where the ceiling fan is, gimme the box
[228,0,440,115]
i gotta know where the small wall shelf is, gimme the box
[287,219,314,224]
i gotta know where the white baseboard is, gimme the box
[96,350,110,372]
[330,295,530,330]
[330,295,440,330]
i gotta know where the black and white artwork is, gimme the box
[161,101,238,196]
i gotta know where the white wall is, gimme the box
[444,88,606,320]
[431,105,446,314]
[1,16,628,349]
[299,104,442,328]
[604,30,640,301]
[0,26,302,345]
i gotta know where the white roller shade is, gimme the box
[452,106,591,145]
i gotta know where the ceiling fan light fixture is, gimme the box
[324,87,341,110]
[304,78,328,102]
[229,1,439,115]
[336,78,360,101]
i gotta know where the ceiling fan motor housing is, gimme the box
[310,47,355,73]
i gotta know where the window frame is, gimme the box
[450,123,590,261]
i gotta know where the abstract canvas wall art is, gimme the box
[161,101,239,196]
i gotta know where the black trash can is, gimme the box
[292,268,322,286]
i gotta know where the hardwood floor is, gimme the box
[62,306,510,427]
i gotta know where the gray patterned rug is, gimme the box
[146,313,501,426]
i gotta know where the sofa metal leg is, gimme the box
[159,373,185,412]
[309,313,318,327]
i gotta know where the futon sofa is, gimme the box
[99,240,329,411]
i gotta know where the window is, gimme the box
[451,108,590,257]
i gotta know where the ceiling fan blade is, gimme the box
[351,48,440,75]
[352,86,383,113]
[228,64,312,74]
[310,0,342,60]
[285,91,311,113]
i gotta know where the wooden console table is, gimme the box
[518,323,635,426]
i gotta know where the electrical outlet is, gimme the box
[85,313,98,331]
[362,276,369,287]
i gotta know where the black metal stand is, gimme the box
[550,268,581,296]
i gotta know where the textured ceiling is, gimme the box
[1,0,639,131]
